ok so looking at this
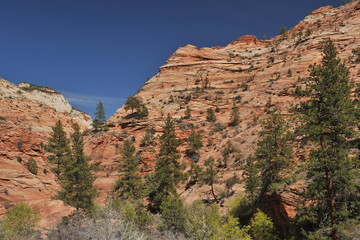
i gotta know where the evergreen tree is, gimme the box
[148,115,184,211]
[124,95,148,119]
[279,26,288,38]
[115,140,143,200]
[200,157,219,203]
[206,108,216,122]
[159,195,187,233]
[250,210,279,240]
[229,102,241,126]
[254,113,293,197]
[57,123,98,212]
[124,95,141,114]
[242,155,260,202]
[295,39,359,240]
[47,120,71,176]
[187,126,203,154]
[184,106,191,119]
[93,100,106,130]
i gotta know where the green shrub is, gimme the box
[1,203,40,240]
[27,158,38,175]
[250,210,279,240]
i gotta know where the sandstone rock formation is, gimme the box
[1,0,360,233]
[0,78,92,228]
[88,0,360,226]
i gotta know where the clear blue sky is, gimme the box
[0,0,342,118]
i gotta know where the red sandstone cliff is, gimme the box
[1,0,360,232]
[86,0,360,224]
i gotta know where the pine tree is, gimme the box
[295,39,359,240]
[206,108,216,122]
[124,95,148,119]
[254,113,293,197]
[47,120,71,176]
[184,106,191,119]
[57,123,98,212]
[187,126,203,154]
[115,140,143,200]
[229,102,241,126]
[148,115,184,212]
[93,100,106,130]
[250,210,279,240]
[124,95,141,114]
[242,155,260,202]
[200,157,219,203]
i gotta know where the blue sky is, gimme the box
[0,0,342,118]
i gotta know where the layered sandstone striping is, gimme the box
[90,0,360,223]
[0,78,92,228]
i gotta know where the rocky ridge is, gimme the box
[88,0,360,226]
[1,0,360,232]
[0,78,92,228]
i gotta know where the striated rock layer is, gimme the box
[0,78,92,228]
[1,0,360,233]
[87,0,360,229]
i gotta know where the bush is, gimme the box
[27,158,38,175]
[250,210,279,240]
[1,203,40,240]
[159,195,187,234]
[206,108,216,122]
[16,141,24,151]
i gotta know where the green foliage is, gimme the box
[121,200,153,228]
[254,113,293,195]
[294,39,359,239]
[140,129,155,147]
[221,216,251,240]
[239,82,249,91]
[287,69,292,77]
[279,26,288,37]
[1,203,40,240]
[47,120,71,176]
[229,194,253,226]
[250,210,279,240]
[242,155,260,202]
[93,100,106,130]
[115,140,143,200]
[124,95,148,119]
[187,126,203,154]
[16,141,23,151]
[159,195,187,233]
[148,115,184,212]
[200,157,219,203]
[27,157,38,175]
[184,106,191,119]
[221,140,237,168]
[229,102,241,126]
[57,123,98,212]
[206,108,216,122]
[186,201,222,240]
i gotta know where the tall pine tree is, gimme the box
[57,123,98,212]
[114,140,143,200]
[295,39,359,240]
[254,113,293,197]
[93,100,106,130]
[47,120,71,176]
[148,115,184,212]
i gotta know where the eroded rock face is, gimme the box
[0,78,92,227]
[90,0,360,227]
[1,0,360,233]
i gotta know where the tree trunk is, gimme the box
[326,168,338,240]
[210,183,218,203]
